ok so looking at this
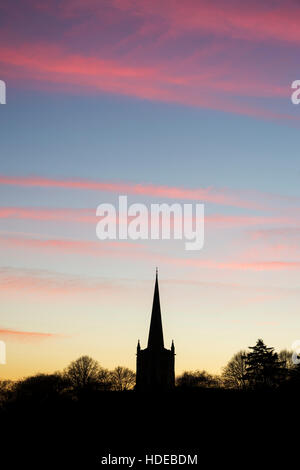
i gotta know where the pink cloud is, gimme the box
[1,1,299,120]
[0,206,299,230]
[0,267,134,297]
[206,214,298,228]
[0,327,59,341]
[2,233,300,272]
[0,267,297,301]
[218,261,300,271]
[43,0,300,44]
[163,256,300,271]
[0,235,142,257]
[0,207,95,223]
[0,175,267,209]
[0,41,296,121]
[153,0,300,44]
[250,227,300,240]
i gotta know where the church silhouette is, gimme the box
[136,270,175,391]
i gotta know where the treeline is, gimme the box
[0,356,136,409]
[176,338,300,391]
[1,338,300,409]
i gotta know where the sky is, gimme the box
[1,0,300,379]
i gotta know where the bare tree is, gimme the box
[110,366,136,391]
[98,366,113,391]
[278,349,294,370]
[64,355,110,391]
[222,351,247,389]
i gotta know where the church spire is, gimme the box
[147,268,164,349]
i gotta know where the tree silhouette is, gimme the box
[0,380,14,407]
[278,349,293,370]
[110,366,136,391]
[244,339,281,389]
[176,370,221,389]
[64,355,110,392]
[13,373,67,403]
[222,351,247,389]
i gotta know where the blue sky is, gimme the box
[1,0,300,379]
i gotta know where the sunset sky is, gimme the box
[1,0,300,379]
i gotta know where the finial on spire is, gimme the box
[156,267,158,278]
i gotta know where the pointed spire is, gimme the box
[147,269,164,349]
[137,339,141,353]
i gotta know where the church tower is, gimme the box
[136,270,175,391]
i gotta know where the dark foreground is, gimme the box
[0,389,297,467]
